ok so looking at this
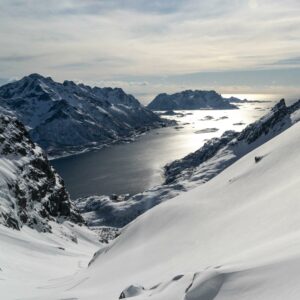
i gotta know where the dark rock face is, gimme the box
[237,99,290,144]
[288,99,300,113]
[0,74,168,156]
[119,285,145,299]
[147,90,238,110]
[0,114,83,231]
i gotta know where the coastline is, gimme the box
[49,120,176,161]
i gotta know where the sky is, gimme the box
[0,0,300,103]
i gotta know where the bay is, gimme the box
[51,102,270,199]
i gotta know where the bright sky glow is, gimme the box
[0,0,300,102]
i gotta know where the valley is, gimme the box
[52,103,269,198]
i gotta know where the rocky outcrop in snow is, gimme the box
[147,90,238,110]
[165,99,299,185]
[76,99,300,229]
[0,114,83,231]
[0,74,169,156]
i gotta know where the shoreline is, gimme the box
[49,120,176,161]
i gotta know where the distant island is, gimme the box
[226,96,272,103]
[147,90,239,110]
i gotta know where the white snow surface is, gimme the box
[69,120,300,300]
[5,113,300,299]
[0,221,101,300]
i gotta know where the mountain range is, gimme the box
[0,74,168,156]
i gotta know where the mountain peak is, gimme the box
[63,80,77,87]
[0,73,165,155]
[23,73,54,85]
[27,73,44,79]
[26,73,48,80]
[272,98,286,112]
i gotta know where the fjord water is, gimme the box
[51,102,270,199]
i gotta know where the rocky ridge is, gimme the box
[0,113,83,232]
[0,74,169,156]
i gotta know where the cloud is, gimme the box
[248,0,258,9]
[0,54,44,63]
[0,0,299,99]
[273,57,300,66]
[0,0,184,18]
[52,56,133,70]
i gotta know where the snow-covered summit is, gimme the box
[147,90,238,110]
[0,74,167,156]
[0,113,83,232]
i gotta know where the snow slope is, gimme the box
[54,116,300,300]
[0,114,102,299]
[147,90,238,110]
[0,221,101,300]
[0,74,168,156]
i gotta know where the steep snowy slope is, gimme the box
[0,220,101,300]
[56,118,300,300]
[76,99,300,228]
[0,113,82,232]
[147,90,238,110]
[0,74,167,156]
[0,114,101,299]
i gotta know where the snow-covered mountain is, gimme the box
[147,90,238,110]
[1,98,300,299]
[13,98,299,300]
[76,99,300,229]
[82,119,300,300]
[0,114,101,299]
[0,74,168,156]
[0,113,83,232]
